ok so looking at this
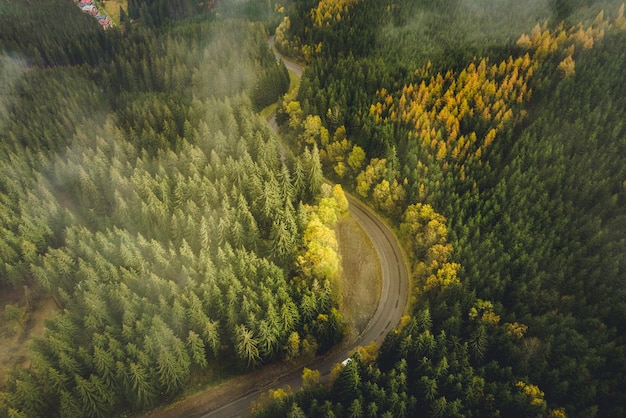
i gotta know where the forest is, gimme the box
[261,0,626,416]
[0,0,347,416]
[1,0,625,417]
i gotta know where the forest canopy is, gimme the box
[1,0,626,416]
[0,0,348,416]
[263,0,626,416]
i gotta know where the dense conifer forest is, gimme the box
[0,0,346,415]
[261,0,626,416]
[1,0,625,417]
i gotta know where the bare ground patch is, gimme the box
[335,214,382,344]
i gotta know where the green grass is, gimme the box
[258,69,301,119]
[259,102,278,120]
[288,69,300,92]
[100,0,126,26]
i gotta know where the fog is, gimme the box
[380,0,626,60]
[377,0,554,67]
[0,55,28,131]
[189,20,265,100]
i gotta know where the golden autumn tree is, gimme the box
[558,55,576,78]
[311,0,361,28]
[363,13,621,207]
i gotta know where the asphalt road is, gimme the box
[202,194,409,418]
[268,36,303,77]
[198,40,410,418]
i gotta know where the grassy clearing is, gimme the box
[288,69,300,92]
[258,69,301,119]
[259,103,278,120]
[335,213,382,343]
[100,0,126,25]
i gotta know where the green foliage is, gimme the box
[0,0,108,67]
[266,0,626,416]
[4,304,27,332]
[127,0,201,27]
[0,6,345,417]
[252,60,291,111]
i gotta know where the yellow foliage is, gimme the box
[505,322,528,340]
[516,381,546,408]
[274,16,290,49]
[274,16,304,58]
[372,179,392,211]
[311,0,361,28]
[365,17,624,303]
[298,213,340,281]
[300,115,329,147]
[332,184,349,215]
[424,262,461,292]
[400,203,458,295]
[372,48,538,172]
[355,158,388,198]
[435,141,447,161]
[334,161,346,178]
[322,138,349,168]
[285,100,303,131]
[548,407,568,418]
[481,311,501,325]
[355,341,379,365]
[302,367,321,388]
[516,33,532,49]
[271,387,290,399]
[558,55,576,78]
[251,386,292,413]
[285,331,301,359]
[426,243,452,266]
[483,129,496,148]
[469,299,501,324]
[347,144,366,172]
[317,197,338,226]
[616,3,626,29]
[329,362,344,385]
[397,315,412,331]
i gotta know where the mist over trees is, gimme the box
[0,0,346,415]
[262,0,626,416]
[2,0,626,416]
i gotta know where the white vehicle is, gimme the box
[341,357,352,367]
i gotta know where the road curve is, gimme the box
[268,36,303,77]
[198,41,410,418]
[202,194,409,418]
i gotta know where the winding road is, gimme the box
[198,39,410,418]
[268,36,303,76]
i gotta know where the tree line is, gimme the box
[261,0,626,416]
[0,1,347,416]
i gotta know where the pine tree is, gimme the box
[349,398,364,418]
[334,359,360,402]
[9,374,46,417]
[235,324,261,368]
[127,361,157,409]
[307,145,324,200]
[187,331,208,368]
[4,304,26,332]
[74,374,114,418]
